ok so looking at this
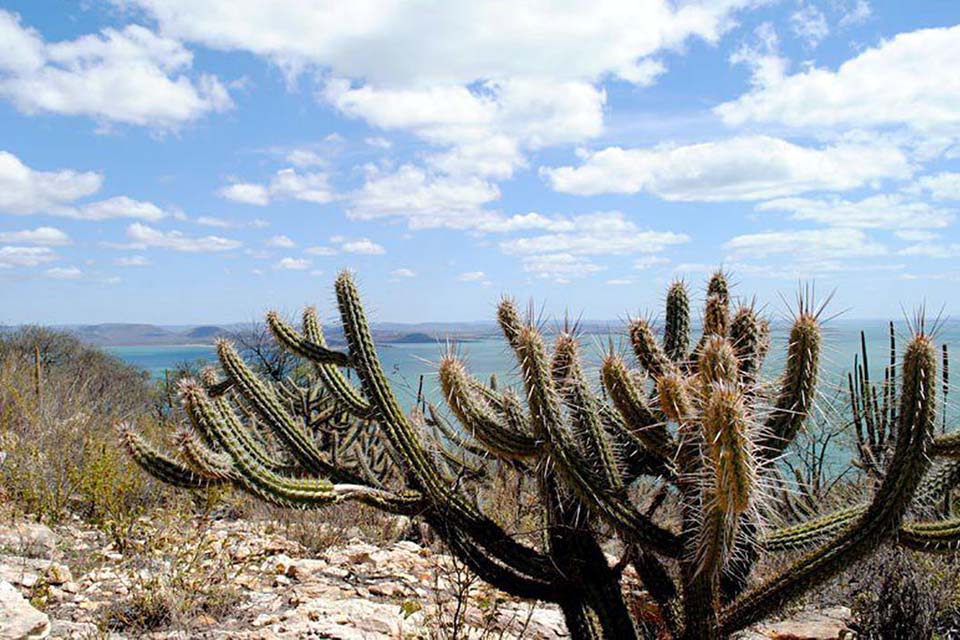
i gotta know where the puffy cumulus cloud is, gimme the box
[520,253,605,280]
[390,268,416,278]
[0,151,172,221]
[0,150,101,215]
[0,246,58,268]
[219,169,334,206]
[715,25,960,132]
[347,164,500,229]
[500,211,688,257]
[0,10,231,128]
[114,0,748,86]
[0,226,70,245]
[898,241,960,259]
[756,194,954,230]
[724,228,886,261]
[124,223,242,252]
[543,136,911,200]
[916,173,960,200]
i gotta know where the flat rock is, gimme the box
[738,606,855,640]
[0,580,50,639]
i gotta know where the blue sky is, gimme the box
[0,0,958,325]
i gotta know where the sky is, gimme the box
[0,0,958,325]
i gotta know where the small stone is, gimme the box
[0,580,50,639]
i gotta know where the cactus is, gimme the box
[120,269,960,639]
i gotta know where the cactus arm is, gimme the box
[424,403,500,460]
[729,306,769,380]
[601,354,674,461]
[758,314,821,460]
[335,272,563,587]
[663,280,690,362]
[439,358,542,459]
[216,339,337,476]
[265,311,349,366]
[630,319,676,379]
[174,428,235,480]
[913,459,960,515]
[300,307,371,416]
[931,431,960,457]
[199,367,234,397]
[513,322,682,557]
[117,424,223,489]
[899,518,960,552]
[761,506,868,552]
[553,334,624,491]
[721,333,936,635]
[212,395,302,475]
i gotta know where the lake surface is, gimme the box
[107,319,959,416]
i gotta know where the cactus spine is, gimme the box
[120,269,960,639]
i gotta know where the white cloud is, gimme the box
[0,150,101,215]
[219,168,334,206]
[0,246,58,268]
[115,255,151,267]
[390,268,416,278]
[117,1,748,87]
[341,239,385,255]
[634,255,669,269]
[348,164,500,229]
[916,173,960,200]
[898,241,960,259]
[500,211,688,257]
[607,278,632,285]
[69,196,168,221]
[716,25,960,132]
[266,234,295,248]
[790,4,829,48]
[724,228,886,261]
[457,271,486,282]
[125,223,242,252]
[274,256,311,270]
[543,136,910,200]
[756,194,954,229]
[838,0,871,28]
[45,266,82,280]
[0,10,231,128]
[218,182,269,206]
[364,137,392,149]
[0,226,70,245]
[285,149,325,168]
[521,253,604,279]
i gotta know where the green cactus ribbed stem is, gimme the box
[931,431,960,457]
[630,318,676,379]
[117,424,222,489]
[702,294,729,338]
[496,297,524,350]
[730,306,769,379]
[513,324,682,557]
[335,272,563,592]
[914,460,960,514]
[552,335,624,491]
[439,357,541,459]
[664,280,690,362]
[216,340,337,476]
[266,311,349,366]
[301,307,371,416]
[706,270,729,306]
[174,429,235,480]
[698,335,738,392]
[601,354,673,460]
[721,332,936,635]
[759,314,821,460]
[899,518,960,552]
[762,505,867,552]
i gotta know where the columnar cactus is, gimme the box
[120,270,960,639]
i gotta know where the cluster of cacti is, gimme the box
[120,270,960,639]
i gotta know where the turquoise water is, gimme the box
[107,319,960,421]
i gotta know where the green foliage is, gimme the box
[121,270,960,640]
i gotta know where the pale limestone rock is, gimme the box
[0,580,50,639]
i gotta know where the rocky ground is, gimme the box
[0,514,855,639]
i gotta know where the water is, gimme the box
[107,319,960,421]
